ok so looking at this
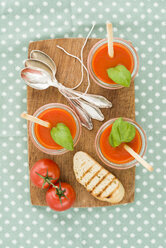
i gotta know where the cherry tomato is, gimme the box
[46,182,76,211]
[30,159,60,189]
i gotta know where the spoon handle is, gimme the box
[21,113,51,128]
[64,92,93,130]
[66,88,112,108]
[74,98,104,121]
[124,144,153,172]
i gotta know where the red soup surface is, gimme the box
[100,124,142,164]
[35,108,77,150]
[92,42,134,84]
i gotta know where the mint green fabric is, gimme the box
[0,0,165,247]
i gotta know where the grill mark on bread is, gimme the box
[80,164,101,186]
[100,178,119,198]
[106,183,120,199]
[84,168,103,187]
[79,163,96,181]
[75,162,94,180]
[96,178,116,197]
[87,170,109,192]
[80,161,86,167]
[92,174,115,196]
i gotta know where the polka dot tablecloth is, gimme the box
[0,0,165,247]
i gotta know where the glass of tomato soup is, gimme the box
[29,103,81,155]
[95,118,147,169]
[87,38,139,89]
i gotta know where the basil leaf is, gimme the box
[50,123,74,151]
[109,117,136,147]
[109,118,122,147]
[107,65,131,87]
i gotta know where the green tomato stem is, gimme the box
[36,171,67,205]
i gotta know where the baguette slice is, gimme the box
[73,151,125,203]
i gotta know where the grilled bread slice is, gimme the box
[73,151,125,203]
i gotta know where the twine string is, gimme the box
[55,24,95,100]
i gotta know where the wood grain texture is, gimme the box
[27,38,135,207]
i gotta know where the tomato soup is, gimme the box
[100,124,142,164]
[35,108,77,150]
[92,42,134,84]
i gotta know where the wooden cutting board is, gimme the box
[27,38,135,207]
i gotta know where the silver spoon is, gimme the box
[30,50,112,109]
[77,99,104,121]
[21,67,93,130]
[66,96,93,130]
[67,89,112,108]
[21,67,55,90]
[25,59,54,80]
[65,91,104,121]
[24,59,106,121]
[22,51,112,129]
[30,50,56,74]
